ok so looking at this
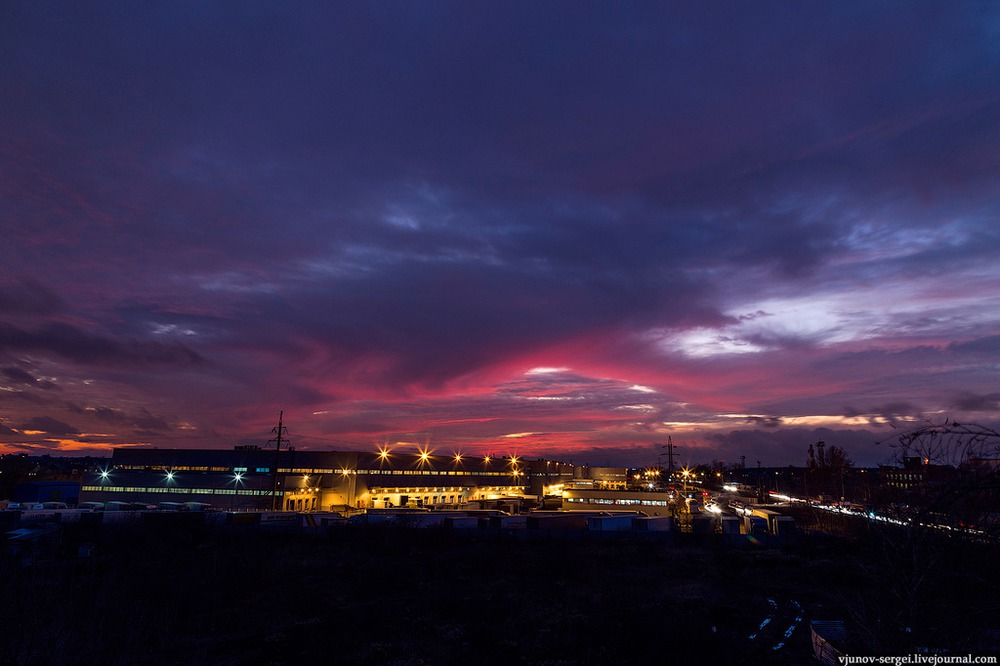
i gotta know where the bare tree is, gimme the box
[826,444,853,471]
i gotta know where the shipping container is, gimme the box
[587,514,636,532]
[526,513,588,531]
[631,516,675,532]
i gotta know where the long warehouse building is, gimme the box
[81,447,577,511]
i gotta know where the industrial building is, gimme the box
[562,488,675,516]
[80,447,577,511]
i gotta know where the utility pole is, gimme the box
[268,411,289,511]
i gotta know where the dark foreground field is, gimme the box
[1,520,997,665]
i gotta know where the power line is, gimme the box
[266,411,290,511]
[661,436,679,476]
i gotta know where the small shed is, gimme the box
[7,524,62,565]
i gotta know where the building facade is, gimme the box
[562,488,675,516]
[81,447,575,511]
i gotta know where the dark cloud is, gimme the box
[0,322,204,368]
[532,444,664,468]
[85,406,173,432]
[705,428,888,467]
[948,335,1000,356]
[2,366,38,385]
[951,392,1000,413]
[0,277,64,315]
[744,416,784,429]
[841,403,925,426]
[1,366,58,390]
[18,416,79,437]
[874,403,925,420]
[0,390,46,405]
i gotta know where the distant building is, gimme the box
[572,465,628,490]
[879,456,954,492]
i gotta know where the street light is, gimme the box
[680,467,691,494]
[232,472,244,509]
[341,468,357,510]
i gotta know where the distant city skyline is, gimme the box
[2,3,999,467]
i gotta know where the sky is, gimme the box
[1,2,999,467]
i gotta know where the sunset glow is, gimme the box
[1,4,998,466]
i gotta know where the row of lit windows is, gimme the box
[373,495,462,504]
[565,497,669,507]
[370,486,470,494]
[104,467,525,478]
[115,465,234,472]
[888,473,923,481]
[273,466,516,475]
[112,465,313,474]
[275,467,515,475]
[357,469,518,476]
[82,485,276,496]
